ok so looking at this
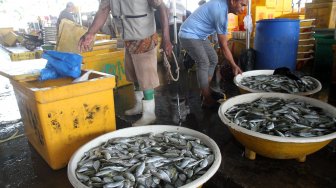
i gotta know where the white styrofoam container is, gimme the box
[68,125,222,188]
[234,70,322,96]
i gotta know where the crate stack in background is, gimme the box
[41,26,57,51]
[237,0,293,35]
[296,19,316,70]
[229,0,293,63]
[0,29,42,61]
[42,27,57,44]
[234,0,335,72]
[305,0,336,29]
[304,0,336,102]
[305,0,336,85]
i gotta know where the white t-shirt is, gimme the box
[164,0,186,25]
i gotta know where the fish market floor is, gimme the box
[0,68,336,188]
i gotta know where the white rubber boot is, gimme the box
[125,91,143,115]
[132,99,156,126]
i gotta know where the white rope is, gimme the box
[0,129,25,144]
[160,49,180,82]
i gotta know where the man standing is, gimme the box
[56,2,76,34]
[79,0,172,126]
[179,0,246,108]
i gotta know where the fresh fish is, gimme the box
[75,132,214,187]
[225,98,336,138]
[240,74,319,94]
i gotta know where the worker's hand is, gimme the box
[161,38,173,57]
[232,64,243,76]
[78,32,95,53]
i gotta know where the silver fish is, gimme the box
[76,132,214,187]
[225,98,336,138]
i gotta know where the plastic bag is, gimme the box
[72,70,92,83]
[273,67,301,81]
[39,68,59,80]
[39,50,82,81]
[243,15,253,35]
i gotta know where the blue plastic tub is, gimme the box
[254,19,300,71]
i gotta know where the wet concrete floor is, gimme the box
[0,64,336,188]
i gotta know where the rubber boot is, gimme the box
[125,91,143,115]
[132,99,156,126]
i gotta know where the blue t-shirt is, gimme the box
[179,0,228,40]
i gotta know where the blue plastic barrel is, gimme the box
[254,19,300,71]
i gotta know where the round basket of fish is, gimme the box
[218,93,336,162]
[67,125,221,188]
[234,70,322,96]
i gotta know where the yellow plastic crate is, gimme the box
[82,49,131,87]
[274,0,292,12]
[252,6,268,23]
[9,50,43,61]
[3,31,18,46]
[0,27,13,37]
[10,51,36,61]
[228,13,238,30]
[265,9,277,19]
[275,0,284,11]
[81,48,116,58]
[283,0,292,11]
[56,19,88,53]
[95,34,111,40]
[10,70,116,170]
[255,0,277,8]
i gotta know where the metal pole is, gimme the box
[78,6,83,26]
[185,0,187,12]
[173,0,182,125]
[173,0,177,46]
[246,0,251,50]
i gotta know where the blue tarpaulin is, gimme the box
[39,50,82,81]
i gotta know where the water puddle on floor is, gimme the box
[0,75,23,139]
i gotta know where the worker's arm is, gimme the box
[157,3,173,57]
[218,33,242,75]
[78,0,111,52]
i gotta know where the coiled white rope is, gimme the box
[160,49,179,82]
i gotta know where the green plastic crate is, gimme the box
[313,33,336,83]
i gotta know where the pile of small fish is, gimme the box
[239,74,318,93]
[225,97,336,137]
[75,132,214,188]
